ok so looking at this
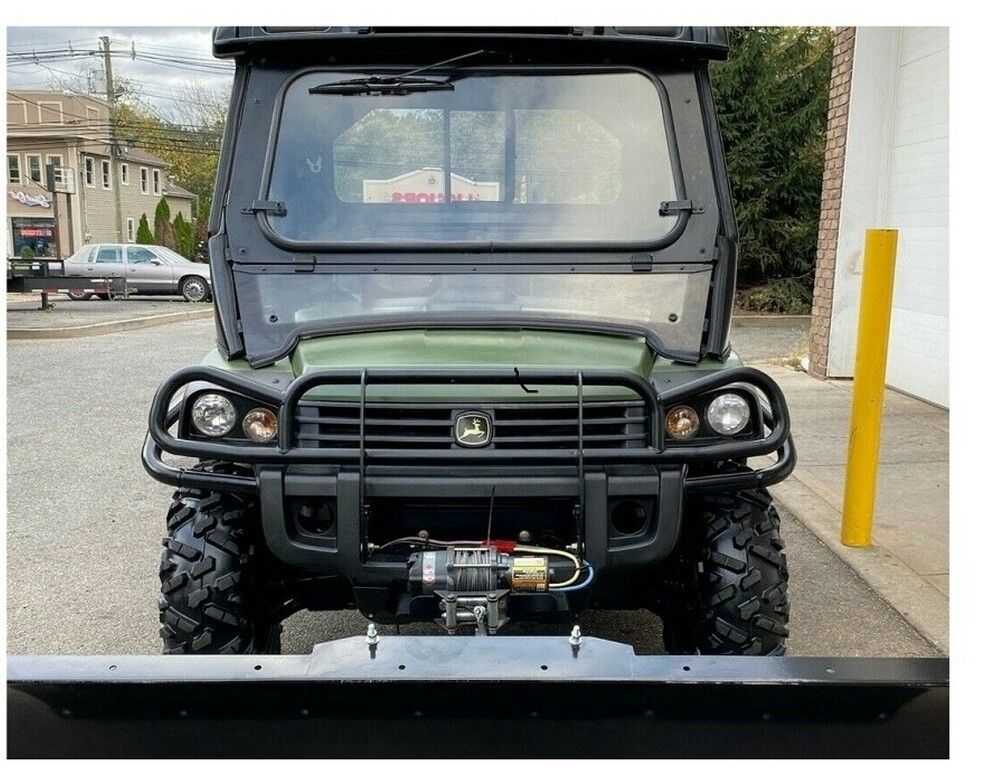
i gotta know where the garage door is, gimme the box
[883,28,949,406]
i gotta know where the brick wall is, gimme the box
[809,27,856,378]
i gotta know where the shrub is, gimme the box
[173,212,194,258]
[135,214,155,245]
[736,280,813,315]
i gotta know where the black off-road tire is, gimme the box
[66,288,93,301]
[662,486,789,655]
[159,462,281,654]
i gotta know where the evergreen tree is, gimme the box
[712,27,833,301]
[153,197,176,249]
[135,214,155,245]
[173,212,194,258]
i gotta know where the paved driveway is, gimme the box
[6,318,938,656]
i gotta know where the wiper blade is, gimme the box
[308,48,489,96]
[309,77,455,95]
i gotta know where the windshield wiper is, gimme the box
[308,48,490,96]
[309,77,455,95]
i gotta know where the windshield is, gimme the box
[234,269,711,364]
[151,248,189,264]
[266,70,680,247]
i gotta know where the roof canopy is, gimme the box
[212,26,729,63]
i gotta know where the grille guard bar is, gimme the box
[143,365,795,493]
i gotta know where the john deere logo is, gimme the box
[454,412,492,448]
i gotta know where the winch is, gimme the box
[407,544,586,634]
[408,546,550,595]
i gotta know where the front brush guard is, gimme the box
[142,365,795,494]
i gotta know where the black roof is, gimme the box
[212,26,729,62]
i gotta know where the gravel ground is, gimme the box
[732,320,810,363]
[6,318,937,656]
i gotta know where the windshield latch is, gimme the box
[659,199,703,217]
[242,200,287,216]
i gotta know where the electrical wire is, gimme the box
[550,563,595,592]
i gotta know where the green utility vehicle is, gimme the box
[144,26,794,655]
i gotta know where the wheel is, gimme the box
[659,485,789,655]
[66,288,93,301]
[180,276,209,303]
[159,461,281,654]
[97,292,111,300]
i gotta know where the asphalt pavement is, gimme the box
[7,294,208,331]
[5,317,940,656]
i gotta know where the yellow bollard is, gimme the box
[841,229,899,547]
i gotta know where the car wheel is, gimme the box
[66,289,92,301]
[180,276,209,303]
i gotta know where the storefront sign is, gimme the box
[363,168,501,204]
[8,190,52,208]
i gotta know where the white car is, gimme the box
[63,244,212,302]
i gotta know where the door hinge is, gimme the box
[630,253,653,272]
[241,200,287,216]
[659,199,704,217]
[294,254,316,273]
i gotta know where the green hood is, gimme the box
[202,328,732,402]
[289,329,653,402]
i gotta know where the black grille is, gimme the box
[295,400,650,451]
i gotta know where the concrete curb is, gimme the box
[7,308,213,340]
[731,314,811,329]
[771,474,949,653]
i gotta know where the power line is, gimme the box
[6,93,223,133]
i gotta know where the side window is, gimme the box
[83,157,95,187]
[127,246,156,264]
[7,154,21,184]
[94,246,122,264]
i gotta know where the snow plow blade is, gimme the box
[7,636,948,759]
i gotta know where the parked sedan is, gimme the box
[63,244,212,302]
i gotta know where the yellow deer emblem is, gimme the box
[459,418,486,441]
[455,413,491,446]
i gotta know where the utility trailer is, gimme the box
[6,258,121,308]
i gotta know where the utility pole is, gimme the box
[44,163,61,258]
[101,36,124,242]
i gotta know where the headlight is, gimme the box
[706,393,751,436]
[242,408,279,443]
[665,405,700,439]
[191,393,237,437]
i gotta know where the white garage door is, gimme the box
[883,28,949,406]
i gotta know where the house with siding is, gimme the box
[6,90,196,257]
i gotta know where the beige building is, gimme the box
[6,90,196,258]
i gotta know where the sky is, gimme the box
[6,27,233,120]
